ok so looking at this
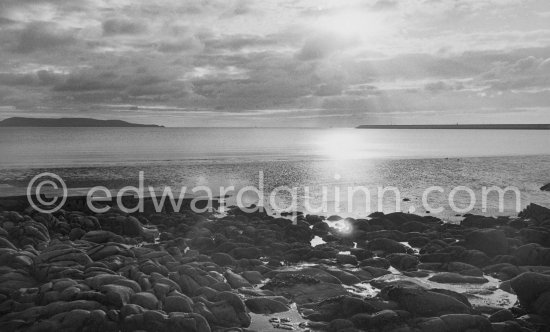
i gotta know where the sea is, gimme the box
[1,127,549,221]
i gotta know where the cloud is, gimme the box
[12,22,76,53]
[204,34,281,52]
[314,83,343,96]
[478,55,550,91]
[0,0,549,125]
[371,0,398,11]
[424,80,465,93]
[102,19,148,36]
[297,34,355,60]
[0,70,64,86]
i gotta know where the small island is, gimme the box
[356,124,550,129]
[0,117,163,128]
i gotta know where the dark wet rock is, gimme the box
[483,263,523,280]
[510,272,550,317]
[190,237,215,252]
[409,236,430,248]
[266,267,342,284]
[224,270,252,289]
[403,270,430,278]
[244,297,290,314]
[302,295,370,321]
[210,252,235,266]
[193,291,251,328]
[513,243,550,266]
[12,219,51,248]
[327,318,355,331]
[359,266,392,279]
[284,223,315,244]
[349,248,373,261]
[541,183,550,191]
[401,221,429,233]
[463,229,509,257]
[490,255,518,266]
[416,314,492,332]
[489,309,514,322]
[460,215,501,228]
[336,254,358,265]
[385,286,472,317]
[447,261,483,277]
[460,249,491,267]
[120,303,145,318]
[164,294,194,313]
[508,218,528,230]
[262,274,348,304]
[68,227,86,241]
[325,268,361,285]
[421,247,491,268]
[241,271,263,284]
[520,227,550,247]
[366,238,410,255]
[81,230,123,243]
[229,247,261,259]
[38,246,92,266]
[361,230,405,242]
[130,292,160,310]
[0,237,17,250]
[359,257,390,269]
[238,288,275,297]
[387,253,419,271]
[100,284,134,307]
[430,289,472,308]
[350,309,407,331]
[518,203,550,224]
[429,272,488,284]
[122,311,211,332]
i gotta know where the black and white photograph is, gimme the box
[1,0,550,331]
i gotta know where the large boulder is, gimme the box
[387,253,419,271]
[210,253,235,267]
[460,215,500,228]
[513,243,550,266]
[193,291,251,328]
[122,311,211,332]
[385,286,472,317]
[518,203,550,224]
[130,292,160,310]
[244,297,290,314]
[463,229,508,257]
[366,238,410,255]
[261,274,348,304]
[428,272,488,284]
[510,272,550,317]
[224,270,252,289]
[301,296,370,322]
[416,314,492,332]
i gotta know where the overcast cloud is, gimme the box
[0,0,549,126]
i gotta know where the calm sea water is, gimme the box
[1,127,549,220]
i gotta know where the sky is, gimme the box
[0,0,549,127]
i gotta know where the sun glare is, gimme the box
[318,131,364,160]
[317,11,387,40]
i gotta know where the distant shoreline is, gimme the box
[356,124,550,130]
[0,117,163,128]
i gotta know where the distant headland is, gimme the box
[356,124,550,130]
[0,117,163,128]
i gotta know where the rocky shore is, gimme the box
[1,202,550,331]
